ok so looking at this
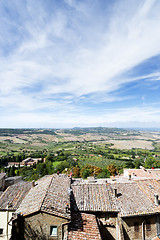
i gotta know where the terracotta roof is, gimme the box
[71,180,160,217]
[16,174,71,219]
[71,183,117,212]
[0,181,32,210]
[136,179,160,203]
[112,182,160,217]
[68,212,102,240]
[14,176,160,220]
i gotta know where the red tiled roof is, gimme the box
[68,212,102,240]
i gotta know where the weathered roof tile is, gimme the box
[16,174,71,219]
[71,179,160,217]
[0,181,32,210]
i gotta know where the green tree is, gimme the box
[56,161,70,173]
[134,159,141,169]
[97,168,111,178]
[153,160,160,168]
[144,157,154,169]
[123,160,135,169]
[82,169,91,179]
[8,165,16,177]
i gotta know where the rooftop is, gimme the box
[16,174,71,219]
[71,179,160,217]
[71,182,117,212]
[0,181,32,210]
[124,168,160,180]
[13,174,160,219]
[113,181,160,217]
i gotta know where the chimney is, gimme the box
[114,188,117,198]
[154,194,159,205]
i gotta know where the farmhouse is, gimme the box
[7,158,42,168]
[21,157,42,166]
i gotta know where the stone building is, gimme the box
[12,174,71,240]
[70,178,160,240]
[12,174,160,240]
[0,181,32,240]
[123,167,160,180]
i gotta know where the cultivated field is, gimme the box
[108,140,154,150]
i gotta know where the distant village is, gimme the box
[0,167,160,239]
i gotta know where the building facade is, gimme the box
[0,181,32,240]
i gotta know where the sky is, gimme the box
[1,0,160,128]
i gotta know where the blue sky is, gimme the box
[1,0,160,128]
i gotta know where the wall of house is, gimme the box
[97,213,160,240]
[97,212,118,240]
[5,176,22,188]
[0,177,5,191]
[17,212,69,240]
[0,210,13,240]
[122,215,158,240]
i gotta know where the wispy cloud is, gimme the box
[0,0,160,127]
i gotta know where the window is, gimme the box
[0,229,3,235]
[146,221,151,231]
[134,222,139,232]
[50,226,57,236]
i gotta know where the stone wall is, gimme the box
[97,213,160,240]
[122,215,158,240]
[68,212,101,240]
[13,211,69,240]
[97,212,117,240]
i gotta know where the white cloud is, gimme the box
[1,0,160,127]
[1,105,160,128]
